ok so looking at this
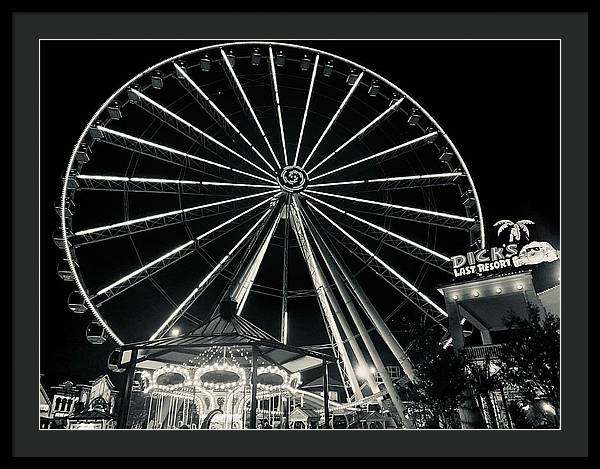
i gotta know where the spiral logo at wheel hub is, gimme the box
[277,165,309,193]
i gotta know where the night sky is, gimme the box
[40,40,559,392]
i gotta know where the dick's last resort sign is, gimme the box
[452,220,560,278]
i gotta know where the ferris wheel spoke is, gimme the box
[293,54,319,166]
[306,98,403,176]
[310,131,439,182]
[129,88,277,182]
[173,63,276,174]
[268,47,289,166]
[231,207,283,317]
[93,126,274,184]
[73,190,278,244]
[92,198,273,305]
[219,48,281,169]
[306,189,475,230]
[304,194,452,273]
[309,171,464,190]
[305,201,448,326]
[301,71,364,170]
[76,174,278,194]
[150,206,277,340]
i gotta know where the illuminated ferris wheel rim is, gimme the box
[60,41,486,349]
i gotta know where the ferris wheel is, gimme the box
[56,41,485,409]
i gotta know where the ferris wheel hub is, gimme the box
[277,165,309,193]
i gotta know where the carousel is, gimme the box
[110,299,335,429]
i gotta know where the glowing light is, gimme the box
[150,209,273,340]
[171,328,180,336]
[96,126,274,183]
[473,291,480,297]
[294,54,319,166]
[173,62,276,173]
[94,197,273,296]
[307,98,403,175]
[302,71,364,169]
[308,172,463,188]
[355,365,371,380]
[220,48,281,168]
[453,295,459,300]
[517,284,523,290]
[310,132,438,181]
[76,190,277,236]
[304,194,451,261]
[496,287,502,294]
[130,88,276,181]
[268,47,288,165]
[307,201,447,317]
[541,402,556,415]
[306,189,475,223]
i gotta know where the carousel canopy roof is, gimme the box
[118,312,335,375]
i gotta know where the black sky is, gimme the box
[40,40,559,391]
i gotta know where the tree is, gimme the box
[410,334,471,428]
[498,305,560,427]
[494,219,535,242]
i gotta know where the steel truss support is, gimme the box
[307,97,403,176]
[305,194,452,273]
[302,210,413,428]
[129,89,276,181]
[92,199,272,305]
[150,200,280,339]
[305,203,418,380]
[76,175,276,194]
[289,197,361,401]
[219,48,281,169]
[94,126,272,184]
[173,63,237,140]
[310,131,438,182]
[74,190,277,245]
[306,189,474,230]
[327,230,448,327]
[309,201,448,326]
[302,71,364,170]
[309,172,465,191]
[293,54,319,166]
[268,46,289,166]
[173,62,276,173]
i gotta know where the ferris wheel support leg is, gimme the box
[289,199,362,400]
[322,361,330,429]
[117,348,138,429]
[317,229,416,382]
[230,208,283,316]
[295,204,367,401]
[304,215,380,397]
[305,215,413,428]
[280,202,290,343]
[249,346,258,429]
